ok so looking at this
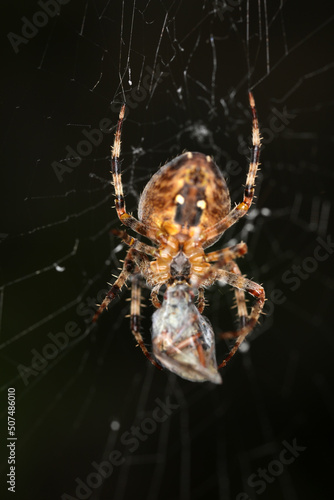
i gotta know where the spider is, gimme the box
[93,92,265,383]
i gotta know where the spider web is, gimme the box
[1,1,334,499]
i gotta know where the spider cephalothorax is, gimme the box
[93,93,265,383]
[170,252,191,280]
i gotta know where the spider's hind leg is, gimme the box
[130,275,162,370]
[217,261,248,369]
[191,259,265,369]
[216,265,265,369]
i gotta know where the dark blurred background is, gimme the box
[0,1,334,499]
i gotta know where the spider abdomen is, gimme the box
[138,152,231,244]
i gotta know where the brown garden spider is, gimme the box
[93,92,265,383]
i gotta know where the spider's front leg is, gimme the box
[202,92,261,247]
[111,105,159,243]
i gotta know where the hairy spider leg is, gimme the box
[130,274,162,370]
[217,261,249,369]
[93,244,162,368]
[191,258,265,367]
[196,242,247,313]
[205,242,248,263]
[92,247,139,322]
[201,92,261,248]
[151,285,162,309]
[111,229,165,310]
[194,262,265,337]
[111,105,160,242]
[111,228,158,258]
[195,243,253,369]
[225,261,249,330]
